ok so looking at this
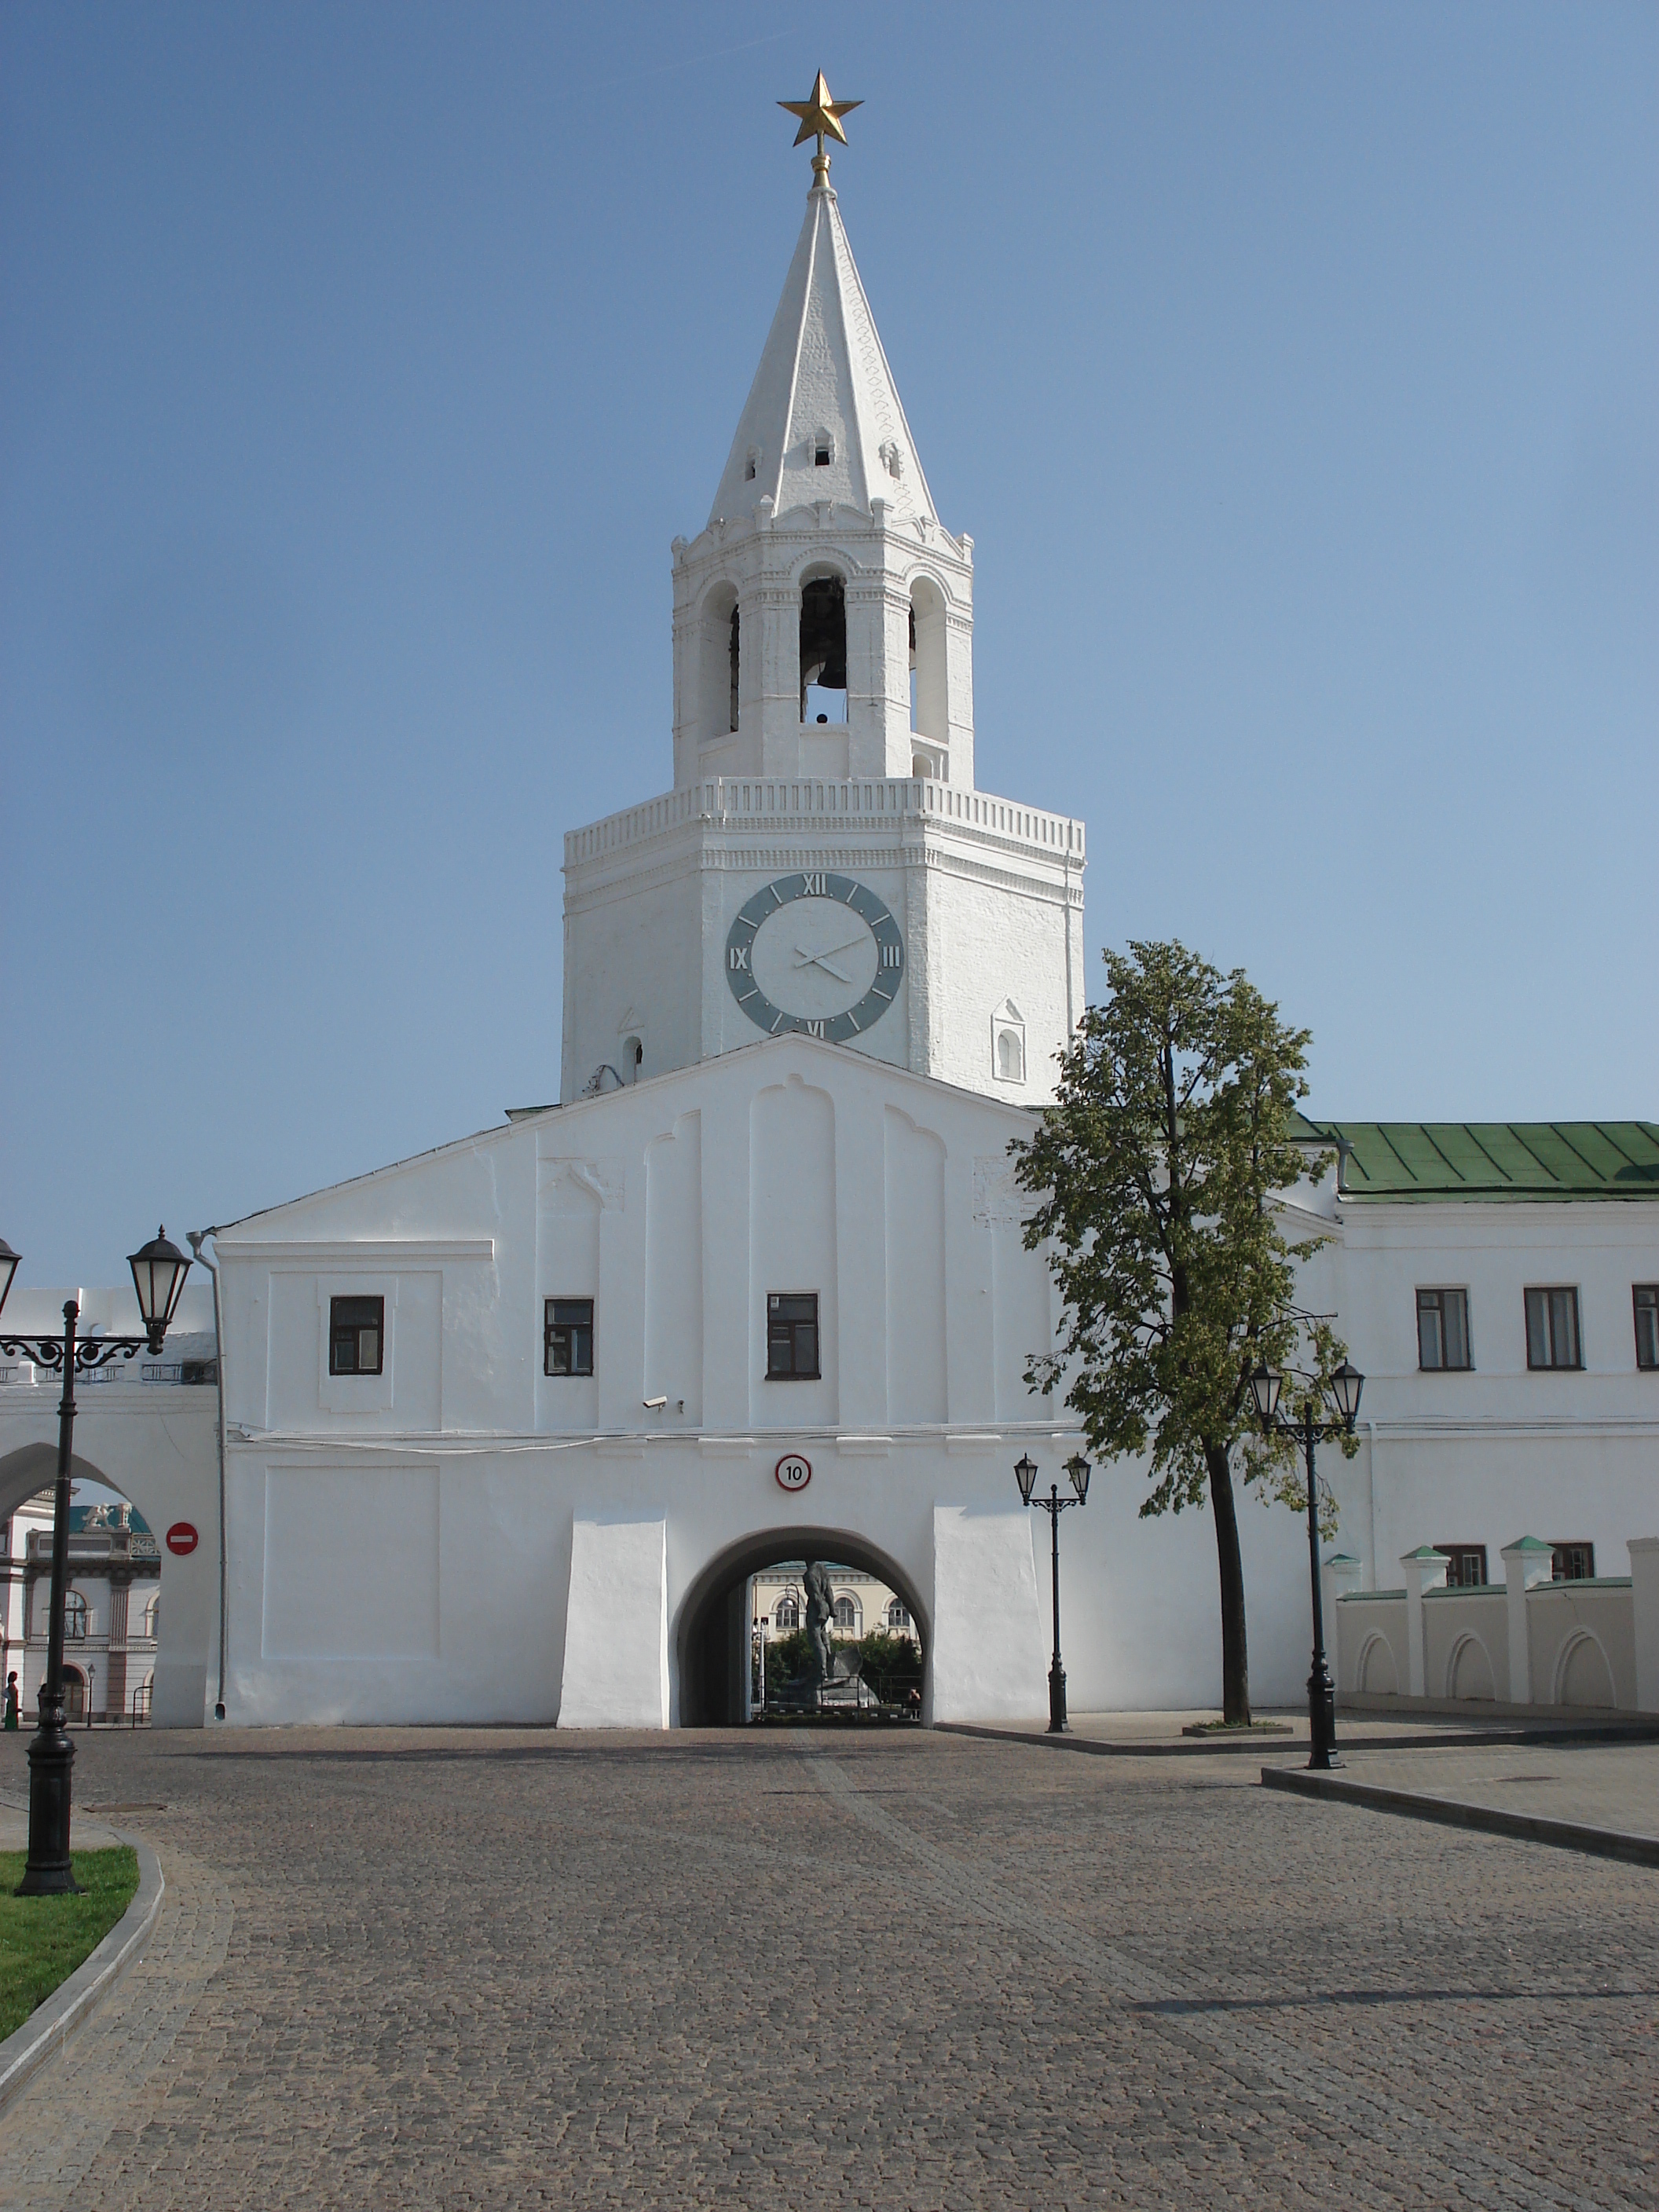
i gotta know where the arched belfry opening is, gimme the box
[910,576,948,745]
[699,580,741,745]
[799,573,848,724]
[677,1525,927,1726]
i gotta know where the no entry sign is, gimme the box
[166,1522,200,1556]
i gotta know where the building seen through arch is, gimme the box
[1,1481,163,1725]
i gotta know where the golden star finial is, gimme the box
[778,70,862,185]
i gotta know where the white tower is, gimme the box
[561,93,1084,1104]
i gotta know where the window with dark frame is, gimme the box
[544,1298,594,1378]
[1435,1544,1488,1589]
[1551,1541,1595,1582]
[1635,1285,1659,1372]
[1525,1286,1582,1370]
[329,1295,384,1376]
[1417,1287,1471,1371]
[767,1292,820,1380]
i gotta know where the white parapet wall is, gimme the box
[1335,1534,1659,1715]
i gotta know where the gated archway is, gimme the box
[0,1445,163,1725]
[676,1525,929,1727]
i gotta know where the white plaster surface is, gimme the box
[928,1504,1049,1724]
[559,1513,668,1729]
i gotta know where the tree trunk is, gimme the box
[1206,1443,1251,1724]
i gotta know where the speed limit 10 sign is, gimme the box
[775,1454,811,1492]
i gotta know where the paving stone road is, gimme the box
[0,1724,1653,2209]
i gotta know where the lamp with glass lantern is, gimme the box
[1013,1449,1091,1733]
[0,1229,192,1892]
[1248,1357,1364,1771]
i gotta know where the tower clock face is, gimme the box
[726,872,903,1042]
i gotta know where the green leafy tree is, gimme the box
[1011,940,1352,1725]
[761,1628,815,1688]
[856,1628,923,1704]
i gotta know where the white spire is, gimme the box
[709,179,937,530]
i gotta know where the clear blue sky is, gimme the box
[2,3,1654,1285]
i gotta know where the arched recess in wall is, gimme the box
[910,574,948,747]
[799,566,848,724]
[1447,1632,1495,1701]
[1357,1631,1398,1694]
[699,580,740,745]
[749,1077,837,1422]
[1555,1628,1617,1708]
[884,1104,947,1426]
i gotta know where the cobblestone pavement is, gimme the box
[0,1724,1653,2209]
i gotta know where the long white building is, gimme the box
[2,134,1654,1730]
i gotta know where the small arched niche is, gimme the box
[991,999,1026,1086]
[698,580,740,745]
[910,574,948,745]
[800,569,848,724]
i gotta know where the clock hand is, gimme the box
[793,947,852,983]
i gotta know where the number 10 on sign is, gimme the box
[775,1454,811,1492]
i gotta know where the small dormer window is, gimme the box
[745,445,760,482]
[813,431,833,467]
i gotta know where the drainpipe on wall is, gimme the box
[1362,1419,1378,1591]
[187,1229,229,1721]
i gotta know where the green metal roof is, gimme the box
[1294,1116,1659,1202]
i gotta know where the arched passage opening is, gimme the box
[0,1445,163,1727]
[677,1525,928,1727]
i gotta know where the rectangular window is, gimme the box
[1525,1287,1582,1370]
[1551,1541,1595,1582]
[544,1298,594,1378]
[1635,1285,1659,1371]
[328,1296,384,1376]
[1435,1544,1488,1589]
[1416,1287,1471,1371]
[766,1292,820,1381]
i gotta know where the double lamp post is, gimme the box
[1014,1448,1090,1734]
[1248,1357,1364,1771]
[0,1230,193,1894]
[1013,1353,1361,1765]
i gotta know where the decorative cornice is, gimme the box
[214,1239,495,1265]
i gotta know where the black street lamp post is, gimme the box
[1248,1358,1364,1772]
[1015,1450,1090,1734]
[0,1230,191,1894]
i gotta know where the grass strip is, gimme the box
[0,1847,140,2040]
